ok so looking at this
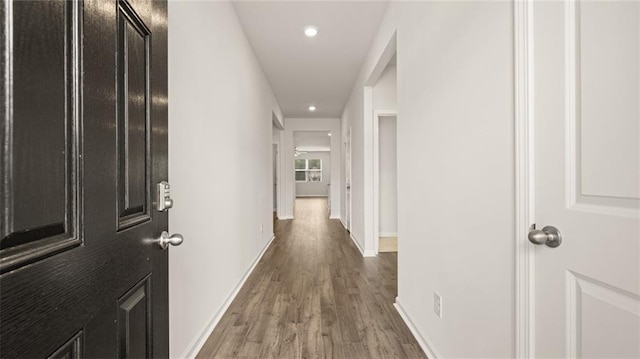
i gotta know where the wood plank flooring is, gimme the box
[196,198,426,358]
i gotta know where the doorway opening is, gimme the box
[370,51,397,255]
[344,127,352,232]
[272,113,283,221]
[272,143,278,222]
[376,114,397,253]
[293,131,332,216]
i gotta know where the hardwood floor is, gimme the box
[196,198,426,358]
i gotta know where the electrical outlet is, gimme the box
[434,292,442,318]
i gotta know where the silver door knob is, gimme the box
[528,226,562,248]
[158,231,183,249]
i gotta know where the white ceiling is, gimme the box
[233,1,389,118]
[294,131,331,151]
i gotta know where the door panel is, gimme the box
[118,276,151,359]
[534,1,640,357]
[578,1,639,202]
[1,0,80,274]
[117,0,151,229]
[0,0,169,357]
[50,331,83,359]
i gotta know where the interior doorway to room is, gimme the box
[376,115,398,253]
[272,116,283,220]
[272,143,278,221]
[345,128,352,231]
[370,50,397,254]
[293,131,332,215]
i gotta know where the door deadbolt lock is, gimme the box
[157,181,174,212]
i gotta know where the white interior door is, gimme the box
[273,143,278,214]
[345,128,352,231]
[533,1,640,357]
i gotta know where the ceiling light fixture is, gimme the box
[304,26,318,37]
[327,133,332,137]
[308,105,316,112]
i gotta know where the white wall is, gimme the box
[295,151,331,197]
[282,118,341,219]
[374,65,397,111]
[341,2,515,357]
[374,65,398,237]
[341,84,367,247]
[379,116,397,235]
[168,2,283,357]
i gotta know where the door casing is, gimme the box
[514,1,537,357]
[373,111,398,255]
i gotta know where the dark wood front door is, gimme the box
[1,0,169,357]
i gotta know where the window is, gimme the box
[295,159,322,182]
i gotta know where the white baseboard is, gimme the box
[350,233,365,256]
[329,215,341,220]
[394,297,442,359]
[363,249,377,257]
[278,215,294,220]
[179,235,276,359]
[339,217,348,230]
[295,195,328,198]
[379,232,398,238]
[349,233,376,258]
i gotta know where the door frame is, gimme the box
[363,33,397,256]
[514,0,535,357]
[272,113,284,220]
[272,142,279,217]
[373,111,397,255]
[344,126,352,232]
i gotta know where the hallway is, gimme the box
[3,1,640,357]
[197,198,426,358]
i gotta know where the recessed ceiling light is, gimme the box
[328,133,332,137]
[308,105,316,112]
[304,26,318,37]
